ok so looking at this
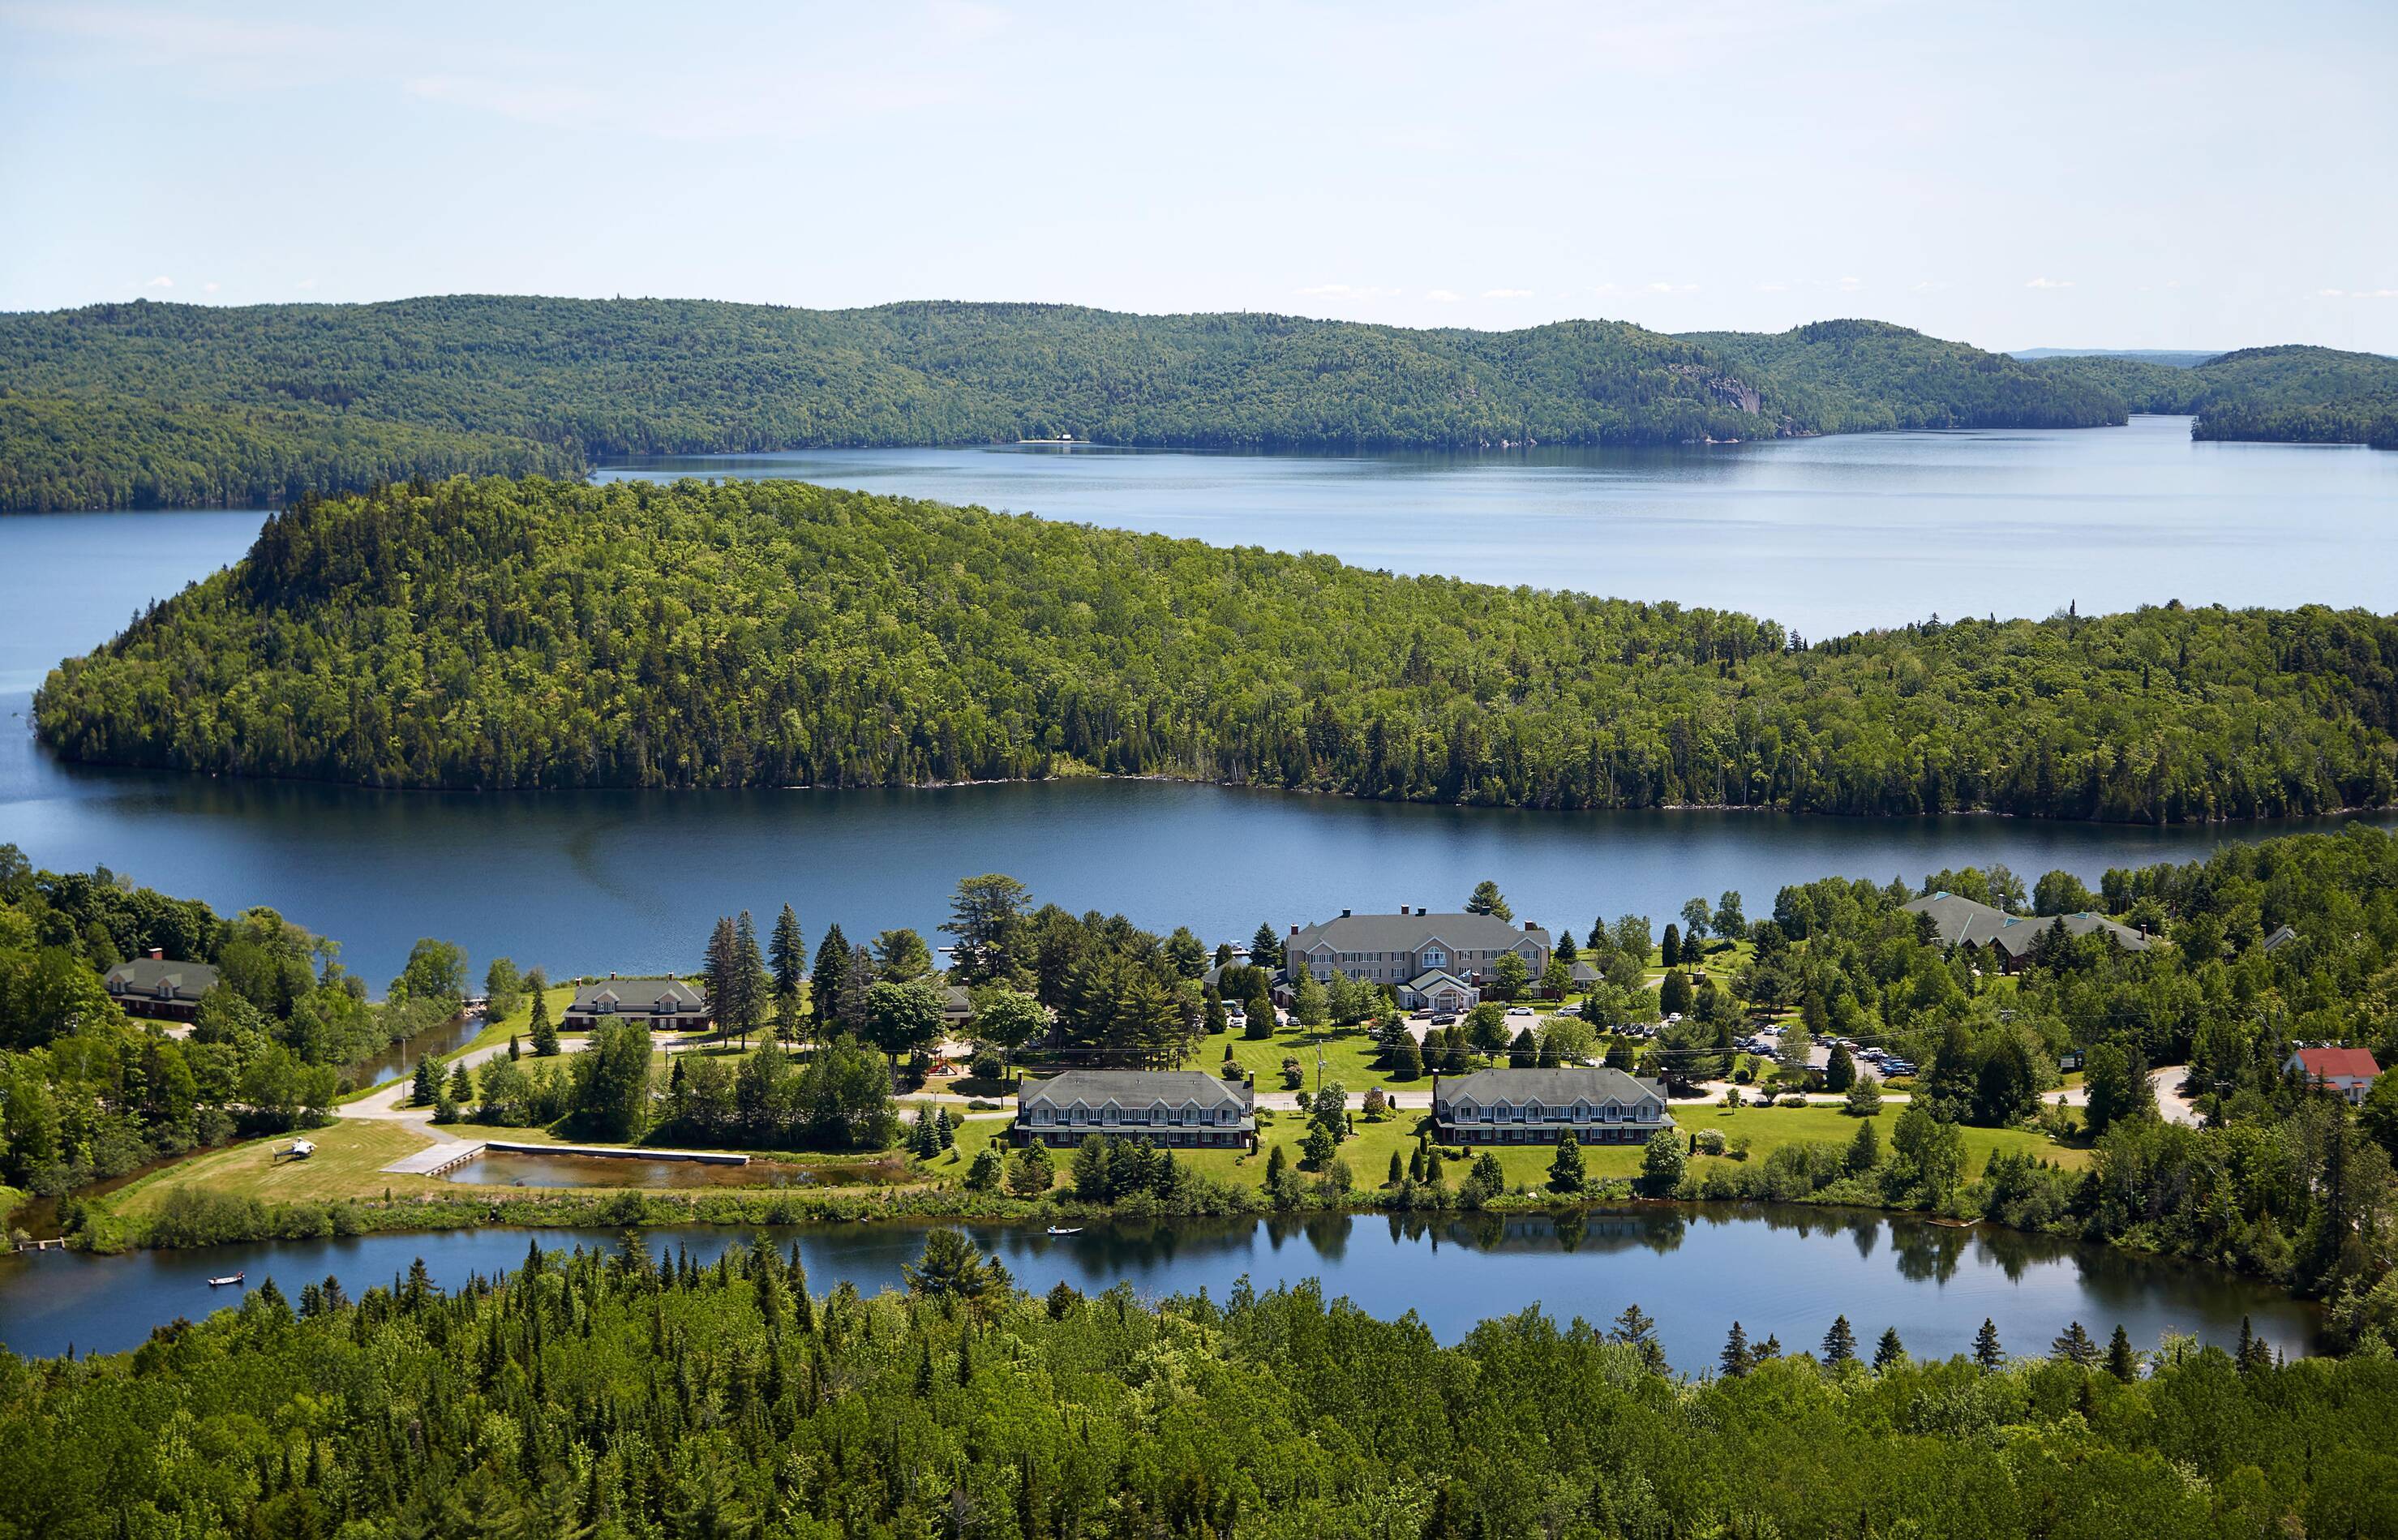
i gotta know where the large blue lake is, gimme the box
[0,418,2391,984]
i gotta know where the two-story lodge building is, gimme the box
[1431,1066,1674,1146]
[1012,1069,1257,1150]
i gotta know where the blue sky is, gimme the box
[2,0,2392,350]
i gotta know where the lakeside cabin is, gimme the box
[1901,892,2150,974]
[1013,1069,1258,1151]
[562,977,711,1032]
[1431,1066,1674,1146]
[103,950,221,1023]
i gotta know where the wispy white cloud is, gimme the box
[1837,275,1862,292]
[203,281,220,293]
[1423,288,1461,302]
[1645,281,1698,294]
[2026,277,2074,290]
[1298,282,1399,299]
[1753,281,1787,293]
[295,277,316,290]
[142,274,172,289]
[2319,286,2398,298]
[1912,280,1948,292]
[1482,287,1534,299]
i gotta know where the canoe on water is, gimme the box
[207,1272,245,1287]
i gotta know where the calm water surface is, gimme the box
[0,1208,2322,1369]
[595,415,2398,638]
[3,424,2393,983]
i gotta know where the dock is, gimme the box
[380,1139,749,1175]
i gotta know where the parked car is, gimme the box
[1507,1006,1536,1018]
[1430,1013,1458,1026]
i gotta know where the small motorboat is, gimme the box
[207,1272,246,1288]
[1045,1226,1083,1237]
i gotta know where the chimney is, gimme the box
[148,946,165,960]
[1399,904,1410,915]
[1524,920,1537,932]
[1289,924,1298,937]
[1341,907,1352,918]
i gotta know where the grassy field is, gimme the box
[105,1121,452,1217]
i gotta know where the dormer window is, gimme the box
[1423,949,1446,968]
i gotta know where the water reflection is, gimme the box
[0,1204,2323,1369]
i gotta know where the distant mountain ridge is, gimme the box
[0,297,2389,511]
[2009,348,2228,368]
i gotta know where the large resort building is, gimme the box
[1431,1066,1674,1146]
[1901,892,2150,974]
[1012,1069,1257,1150]
[1283,907,1551,1011]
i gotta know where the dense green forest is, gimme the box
[36,476,2398,820]
[6,1232,2397,1538]
[0,298,2126,510]
[0,843,465,1208]
[2023,344,2398,447]
[1677,320,2125,431]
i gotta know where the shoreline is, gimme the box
[18,745,2396,829]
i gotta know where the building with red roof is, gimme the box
[2283,1045,2383,1105]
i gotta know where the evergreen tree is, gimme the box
[811,924,851,1029]
[1972,1318,2005,1372]
[2237,1316,2274,1375]
[1609,1304,1668,1375]
[1547,1131,1585,1194]
[528,985,559,1056]
[1757,1334,1782,1360]
[2052,1321,2100,1366]
[732,911,768,1046]
[1873,1327,1906,1370]
[1844,1117,1881,1174]
[2107,1324,2138,1382]
[1250,922,1284,971]
[1510,1027,1538,1067]
[770,903,807,999]
[446,1061,474,1104]
[410,1057,439,1106]
[1466,881,1513,921]
[1821,1315,1858,1366]
[1388,1150,1405,1186]
[1719,1322,1754,1378]
[1660,924,1681,967]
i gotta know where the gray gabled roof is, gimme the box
[1407,967,1473,991]
[1289,911,1549,955]
[1019,1069,1253,1113]
[568,978,706,1012]
[1435,1066,1666,1106]
[1902,893,2147,955]
[2262,924,2299,954]
[103,957,221,1002]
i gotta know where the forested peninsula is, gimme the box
[34,475,2398,820]
[0,300,2132,512]
[2023,345,2398,448]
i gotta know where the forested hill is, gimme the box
[2023,344,2398,447]
[0,298,2117,510]
[35,475,2398,820]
